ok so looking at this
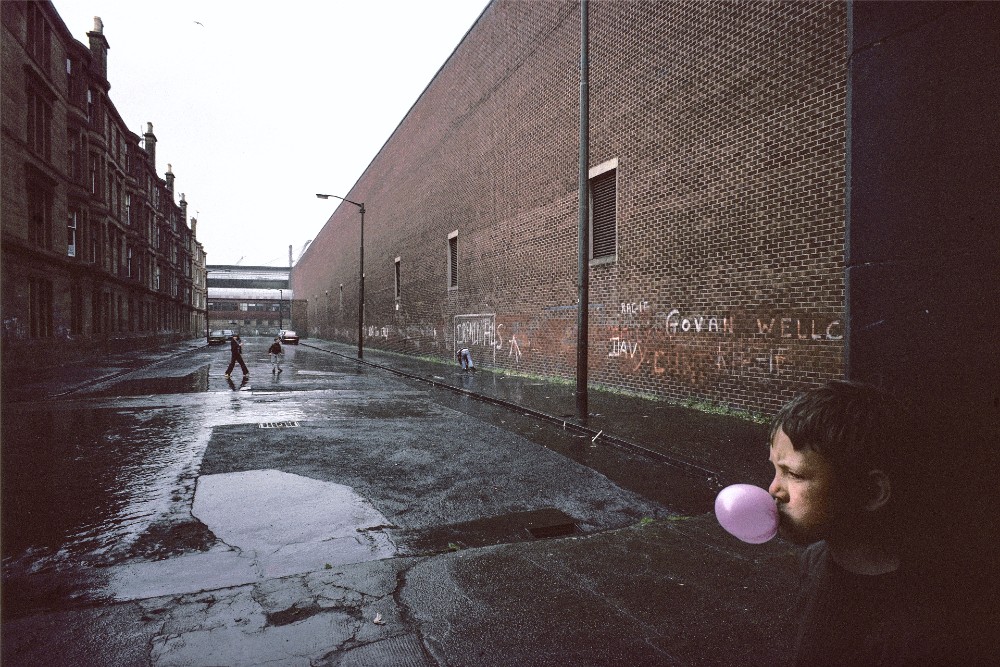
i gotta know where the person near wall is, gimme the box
[268,336,283,374]
[456,347,475,372]
[224,333,249,379]
[765,380,973,665]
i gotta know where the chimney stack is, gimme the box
[87,17,109,81]
[179,191,187,222]
[144,122,156,169]
[289,245,293,268]
[166,164,175,194]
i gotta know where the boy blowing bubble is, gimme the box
[767,381,952,665]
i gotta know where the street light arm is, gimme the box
[316,193,364,210]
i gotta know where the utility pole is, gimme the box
[576,0,590,422]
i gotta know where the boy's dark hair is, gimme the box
[771,380,909,496]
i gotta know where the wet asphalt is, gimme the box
[1,337,799,666]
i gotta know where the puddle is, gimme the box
[1,406,207,572]
[104,470,397,601]
[192,469,396,572]
[95,366,210,397]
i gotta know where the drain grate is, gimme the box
[258,421,300,429]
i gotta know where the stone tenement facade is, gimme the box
[1,1,207,373]
[291,0,847,414]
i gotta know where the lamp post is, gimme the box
[576,0,590,421]
[316,193,366,359]
[278,288,283,330]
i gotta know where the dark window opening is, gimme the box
[394,258,401,300]
[590,169,617,260]
[28,277,53,338]
[448,234,458,288]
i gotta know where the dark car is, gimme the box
[208,329,235,345]
[279,330,299,345]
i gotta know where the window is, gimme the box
[125,193,131,225]
[67,210,78,257]
[70,284,84,335]
[589,162,618,261]
[154,265,161,291]
[26,4,51,69]
[88,216,98,263]
[89,153,99,195]
[126,246,132,277]
[28,277,53,338]
[394,257,401,300]
[67,129,82,182]
[447,231,458,289]
[92,290,101,334]
[27,90,52,160]
[27,180,53,249]
[86,89,94,123]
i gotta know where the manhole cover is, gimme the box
[258,421,300,429]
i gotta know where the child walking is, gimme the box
[268,337,283,373]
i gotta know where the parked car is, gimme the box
[279,330,299,345]
[208,329,235,345]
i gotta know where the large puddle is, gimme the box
[92,366,211,397]
[105,469,397,601]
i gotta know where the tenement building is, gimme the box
[1,1,206,375]
[292,0,846,414]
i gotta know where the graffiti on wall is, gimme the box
[3,316,25,341]
[608,303,842,385]
[452,314,528,365]
[357,300,839,391]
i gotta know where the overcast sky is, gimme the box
[54,0,491,267]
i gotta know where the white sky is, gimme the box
[53,0,491,267]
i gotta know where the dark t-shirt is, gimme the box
[792,540,1000,665]
[794,542,921,666]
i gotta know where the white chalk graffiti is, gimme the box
[495,324,523,363]
[664,309,734,334]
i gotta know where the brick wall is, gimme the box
[292,0,847,414]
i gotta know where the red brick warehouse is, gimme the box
[291,0,847,415]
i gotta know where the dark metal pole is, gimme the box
[576,0,590,421]
[279,289,283,330]
[357,203,365,359]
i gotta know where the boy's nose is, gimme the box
[768,476,785,502]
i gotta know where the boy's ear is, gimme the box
[864,469,892,512]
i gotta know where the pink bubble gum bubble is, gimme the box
[714,484,779,544]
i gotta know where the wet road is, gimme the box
[1,338,703,614]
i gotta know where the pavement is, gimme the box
[2,336,807,666]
